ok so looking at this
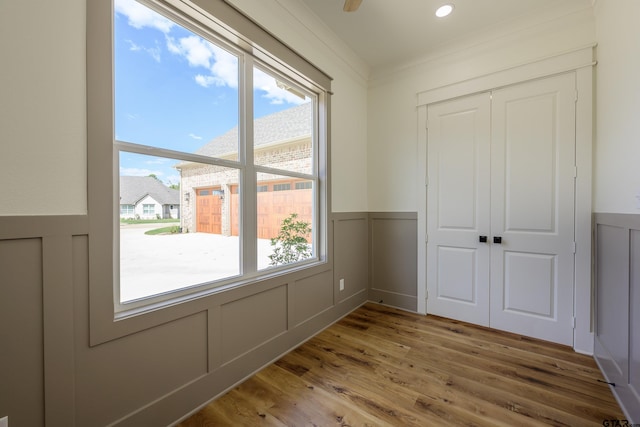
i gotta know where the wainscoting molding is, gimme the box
[369,212,418,312]
[333,212,370,304]
[594,213,640,423]
[0,211,420,425]
[0,212,369,426]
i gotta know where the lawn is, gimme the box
[144,225,181,235]
[120,218,180,225]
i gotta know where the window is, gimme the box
[273,183,291,192]
[295,181,313,190]
[142,204,155,216]
[97,0,330,314]
[120,204,134,216]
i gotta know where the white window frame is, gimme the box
[87,0,331,345]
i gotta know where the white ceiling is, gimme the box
[299,0,592,69]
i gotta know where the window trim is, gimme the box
[87,0,331,345]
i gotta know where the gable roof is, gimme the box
[195,102,312,158]
[120,176,180,205]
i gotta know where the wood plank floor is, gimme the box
[178,303,624,426]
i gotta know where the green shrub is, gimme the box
[268,213,312,266]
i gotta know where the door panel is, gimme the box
[437,114,480,230]
[490,73,576,346]
[437,246,477,303]
[503,251,555,317]
[427,93,491,326]
[502,94,556,232]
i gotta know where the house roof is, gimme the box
[120,176,180,205]
[194,102,312,158]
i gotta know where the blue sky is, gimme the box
[114,0,307,186]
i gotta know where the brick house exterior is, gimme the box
[177,103,312,237]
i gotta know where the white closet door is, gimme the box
[427,93,491,326]
[489,73,576,346]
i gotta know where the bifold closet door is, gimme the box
[489,73,576,346]
[426,92,491,326]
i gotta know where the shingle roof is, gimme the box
[120,176,180,205]
[195,102,312,158]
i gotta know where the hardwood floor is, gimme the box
[178,303,624,426]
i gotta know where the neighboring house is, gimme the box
[177,102,313,237]
[119,176,180,220]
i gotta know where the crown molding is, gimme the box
[370,2,595,85]
[223,0,370,84]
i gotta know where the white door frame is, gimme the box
[416,45,595,354]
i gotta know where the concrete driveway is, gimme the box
[119,224,273,302]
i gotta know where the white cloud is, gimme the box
[194,73,234,88]
[210,46,239,88]
[194,75,215,88]
[126,39,161,62]
[253,68,307,105]
[147,46,161,62]
[126,40,141,52]
[144,158,170,165]
[120,167,164,177]
[115,0,174,33]
[167,35,212,68]
[189,133,203,140]
[115,0,300,106]
[167,35,238,89]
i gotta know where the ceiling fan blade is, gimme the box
[343,0,363,12]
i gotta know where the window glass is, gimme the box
[114,0,239,161]
[112,0,323,309]
[119,151,240,303]
[253,66,313,175]
[257,173,314,270]
[253,65,316,272]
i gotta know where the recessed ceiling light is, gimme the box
[435,4,454,18]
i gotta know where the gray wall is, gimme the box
[0,213,370,426]
[369,212,418,311]
[594,213,640,422]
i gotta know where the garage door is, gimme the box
[230,180,313,240]
[196,187,222,234]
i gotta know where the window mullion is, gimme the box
[115,140,242,170]
[241,56,257,275]
[253,165,315,182]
